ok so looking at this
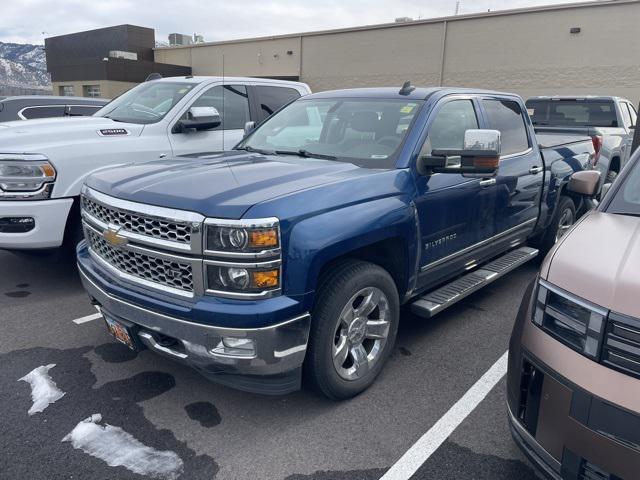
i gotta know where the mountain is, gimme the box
[0,42,51,94]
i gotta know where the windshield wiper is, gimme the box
[236,145,275,155]
[274,149,337,160]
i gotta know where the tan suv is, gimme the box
[507,150,640,479]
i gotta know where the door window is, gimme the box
[420,99,479,155]
[255,86,301,120]
[19,106,66,119]
[185,85,250,130]
[625,103,637,126]
[66,105,102,116]
[483,99,530,155]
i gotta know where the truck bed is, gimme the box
[535,131,593,149]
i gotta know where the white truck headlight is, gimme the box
[0,155,56,200]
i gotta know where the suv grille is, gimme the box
[86,228,193,292]
[82,196,192,245]
[602,313,640,378]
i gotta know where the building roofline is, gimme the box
[155,0,638,51]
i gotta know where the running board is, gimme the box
[411,247,539,318]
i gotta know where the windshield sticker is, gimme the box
[98,128,130,136]
[371,154,389,159]
[527,108,535,116]
[400,104,416,114]
[178,88,188,94]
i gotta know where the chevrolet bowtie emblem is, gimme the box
[103,225,128,247]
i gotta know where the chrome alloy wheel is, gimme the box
[332,287,391,381]
[555,208,575,242]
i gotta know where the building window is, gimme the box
[59,85,75,96]
[83,85,102,98]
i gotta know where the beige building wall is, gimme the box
[53,80,136,99]
[442,1,640,103]
[156,37,301,78]
[154,0,640,103]
[300,23,444,92]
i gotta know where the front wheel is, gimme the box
[534,196,576,255]
[304,260,399,400]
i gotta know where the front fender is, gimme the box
[284,195,418,306]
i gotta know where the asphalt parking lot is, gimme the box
[0,249,542,480]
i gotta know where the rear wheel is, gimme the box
[304,260,399,400]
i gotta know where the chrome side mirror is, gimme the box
[567,170,601,197]
[418,129,502,176]
[244,121,256,137]
[175,106,221,132]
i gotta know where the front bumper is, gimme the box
[78,242,311,395]
[507,284,640,479]
[0,198,73,249]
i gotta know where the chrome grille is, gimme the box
[86,228,193,292]
[82,195,193,244]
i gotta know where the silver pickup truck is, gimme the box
[526,96,637,193]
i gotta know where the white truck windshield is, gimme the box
[95,82,195,124]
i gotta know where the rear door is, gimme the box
[169,84,252,155]
[481,97,542,240]
[414,96,498,289]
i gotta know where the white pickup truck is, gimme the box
[0,76,310,251]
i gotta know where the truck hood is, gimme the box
[0,116,144,152]
[543,211,640,318]
[85,151,381,219]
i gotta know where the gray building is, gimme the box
[154,0,640,103]
[46,25,191,98]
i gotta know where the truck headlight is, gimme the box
[532,280,607,359]
[205,218,280,254]
[0,155,56,200]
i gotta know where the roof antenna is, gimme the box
[221,53,225,151]
[399,81,415,96]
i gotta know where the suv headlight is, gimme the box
[0,154,56,200]
[533,280,607,359]
[203,218,281,298]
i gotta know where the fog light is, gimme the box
[210,337,256,357]
[0,217,35,233]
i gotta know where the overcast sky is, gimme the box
[2,0,584,45]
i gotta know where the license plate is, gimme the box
[104,316,137,351]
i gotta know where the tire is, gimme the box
[536,196,576,255]
[304,259,400,400]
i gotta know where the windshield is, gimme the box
[606,155,640,217]
[237,97,423,168]
[94,82,195,124]
[526,99,618,128]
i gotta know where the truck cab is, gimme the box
[0,76,310,250]
[76,86,597,399]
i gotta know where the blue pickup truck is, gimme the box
[77,86,597,399]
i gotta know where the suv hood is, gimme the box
[85,151,381,219]
[0,117,144,151]
[543,211,640,318]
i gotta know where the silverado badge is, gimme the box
[103,225,128,247]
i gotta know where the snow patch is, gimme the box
[62,414,184,480]
[18,364,66,415]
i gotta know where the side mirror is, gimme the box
[418,129,502,176]
[567,170,601,197]
[175,106,221,132]
[244,121,256,137]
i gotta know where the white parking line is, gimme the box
[72,310,103,325]
[380,350,509,480]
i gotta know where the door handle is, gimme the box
[529,166,543,174]
[479,178,496,187]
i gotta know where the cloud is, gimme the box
[0,0,583,45]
